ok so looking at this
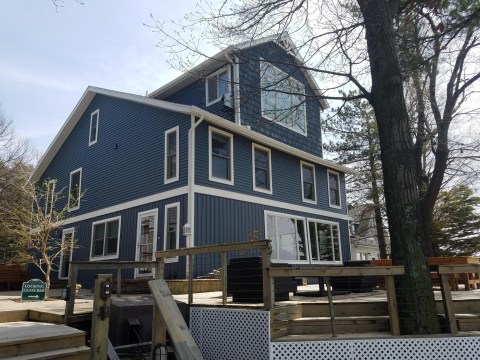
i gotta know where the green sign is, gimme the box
[21,279,46,301]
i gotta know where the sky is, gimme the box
[0,0,198,156]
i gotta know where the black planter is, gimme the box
[329,260,377,293]
[227,257,297,303]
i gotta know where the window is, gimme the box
[164,126,179,183]
[90,217,121,260]
[68,168,82,211]
[209,127,234,185]
[260,61,306,135]
[45,179,56,216]
[252,144,272,193]
[301,162,316,203]
[206,67,230,106]
[164,203,180,263]
[59,228,74,279]
[89,109,99,145]
[328,170,341,208]
[266,212,308,263]
[308,220,342,263]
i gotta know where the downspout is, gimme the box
[186,114,204,276]
[225,53,241,125]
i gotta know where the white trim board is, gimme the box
[193,185,350,221]
[63,186,189,225]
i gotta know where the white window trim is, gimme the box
[259,60,307,136]
[301,161,317,204]
[252,143,273,194]
[306,217,343,265]
[264,210,310,264]
[135,209,158,278]
[164,202,180,263]
[68,167,82,211]
[58,228,75,280]
[327,169,342,209]
[208,126,234,186]
[89,216,121,261]
[89,109,99,146]
[45,179,56,216]
[205,66,231,107]
[164,126,180,184]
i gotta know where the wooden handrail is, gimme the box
[270,265,405,278]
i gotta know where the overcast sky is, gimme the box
[0,0,197,156]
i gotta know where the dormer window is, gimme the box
[89,109,99,145]
[260,61,306,135]
[206,67,230,106]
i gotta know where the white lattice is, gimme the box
[271,337,480,360]
[191,307,270,360]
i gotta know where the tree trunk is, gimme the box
[357,0,440,334]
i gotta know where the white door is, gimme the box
[59,228,74,279]
[135,209,158,278]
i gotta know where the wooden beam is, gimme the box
[439,273,458,334]
[325,277,337,337]
[90,274,112,360]
[385,275,400,336]
[149,279,204,360]
[270,266,405,278]
[152,258,167,352]
[438,264,480,275]
[221,251,227,306]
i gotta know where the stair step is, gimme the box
[288,316,390,335]
[4,345,90,360]
[0,321,86,358]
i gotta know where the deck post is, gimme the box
[221,251,228,306]
[152,258,167,351]
[325,277,337,337]
[188,254,193,305]
[90,274,112,360]
[385,275,400,335]
[262,244,274,310]
[64,263,78,324]
[116,267,122,297]
[439,272,458,334]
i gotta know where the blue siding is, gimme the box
[194,193,350,277]
[195,120,347,216]
[55,195,188,288]
[40,94,190,215]
[162,73,236,123]
[237,42,324,158]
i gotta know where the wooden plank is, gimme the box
[107,339,121,360]
[428,256,480,266]
[385,275,400,336]
[262,246,274,310]
[148,279,204,360]
[438,264,480,274]
[188,254,193,305]
[439,273,458,334]
[270,266,404,278]
[64,264,78,324]
[325,277,337,337]
[152,258,167,351]
[154,239,270,259]
[90,274,112,360]
[221,251,227,306]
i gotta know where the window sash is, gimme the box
[68,169,81,210]
[266,213,307,262]
[328,171,341,207]
[211,133,231,180]
[166,131,177,179]
[91,219,119,258]
[302,164,315,201]
[207,68,229,104]
[254,148,270,190]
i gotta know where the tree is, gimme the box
[7,180,78,298]
[324,93,389,258]
[432,184,480,256]
[151,0,480,334]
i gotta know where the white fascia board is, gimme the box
[31,86,193,181]
[192,107,356,175]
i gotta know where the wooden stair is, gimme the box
[0,321,89,359]
[272,302,391,339]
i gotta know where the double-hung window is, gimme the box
[206,67,230,106]
[45,179,56,216]
[209,127,234,185]
[328,170,341,208]
[301,161,316,203]
[260,61,306,135]
[68,168,82,211]
[89,109,99,145]
[91,217,121,260]
[252,144,272,193]
[164,203,180,263]
[164,126,179,183]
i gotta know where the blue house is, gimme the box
[31,34,354,287]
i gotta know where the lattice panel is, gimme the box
[271,337,480,360]
[191,307,270,360]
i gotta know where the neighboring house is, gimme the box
[349,204,389,260]
[31,34,355,287]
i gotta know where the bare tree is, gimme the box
[150,0,480,334]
